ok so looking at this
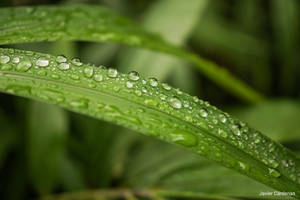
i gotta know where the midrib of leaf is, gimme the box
[0,48,299,196]
[0,5,263,103]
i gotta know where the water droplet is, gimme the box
[269,160,279,168]
[144,99,158,106]
[126,81,134,88]
[71,58,82,66]
[84,66,94,78]
[94,74,103,82]
[218,129,228,138]
[162,83,171,90]
[56,55,67,63]
[1,64,12,70]
[128,71,140,81]
[149,78,158,87]
[58,63,70,70]
[218,114,227,123]
[238,161,249,172]
[36,57,49,67]
[108,68,118,78]
[70,74,80,80]
[168,97,182,109]
[268,168,281,178]
[134,90,142,96]
[199,108,208,118]
[69,99,88,109]
[0,55,10,64]
[12,57,20,63]
[16,60,32,72]
[170,129,198,147]
[231,123,241,136]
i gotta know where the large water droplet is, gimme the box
[16,60,32,72]
[0,55,10,64]
[58,63,70,70]
[36,57,49,67]
[84,66,94,78]
[168,97,182,109]
[56,55,67,63]
[170,129,198,147]
[71,58,82,66]
[199,108,208,118]
[268,168,281,178]
[108,68,118,78]
[128,71,140,81]
[162,83,171,91]
[149,78,158,87]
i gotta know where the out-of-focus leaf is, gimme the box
[271,0,300,94]
[27,101,68,194]
[119,0,208,86]
[230,100,300,143]
[121,137,272,198]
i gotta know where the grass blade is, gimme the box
[0,5,263,103]
[0,48,299,195]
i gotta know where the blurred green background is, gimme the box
[0,0,300,199]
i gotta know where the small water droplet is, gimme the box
[238,161,249,172]
[108,68,118,78]
[36,57,49,67]
[84,66,94,78]
[69,99,88,108]
[0,55,10,64]
[218,114,227,123]
[128,71,140,81]
[58,63,70,70]
[144,99,158,106]
[168,97,182,109]
[149,78,158,87]
[70,74,80,80]
[170,129,198,147]
[126,81,134,88]
[12,57,20,63]
[16,60,32,72]
[268,168,281,178]
[218,129,228,138]
[162,83,171,90]
[56,55,67,63]
[71,58,82,66]
[94,73,103,82]
[134,90,142,96]
[199,108,208,118]
[231,123,241,136]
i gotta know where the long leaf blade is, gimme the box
[0,48,299,195]
[0,5,263,103]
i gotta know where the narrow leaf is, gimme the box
[0,5,263,103]
[0,48,299,195]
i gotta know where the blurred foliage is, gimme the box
[0,0,299,199]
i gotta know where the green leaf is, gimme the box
[0,48,299,196]
[0,5,263,103]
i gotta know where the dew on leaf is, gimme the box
[128,71,140,81]
[149,78,158,87]
[71,58,82,66]
[56,55,67,63]
[83,66,94,78]
[0,55,10,64]
[268,168,281,178]
[199,108,208,118]
[58,63,70,70]
[16,60,32,72]
[170,129,198,147]
[108,68,118,78]
[168,96,182,109]
[162,83,171,90]
[126,81,134,88]
[36,57,49,67]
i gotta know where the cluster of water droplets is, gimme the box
[1,49,300,184]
